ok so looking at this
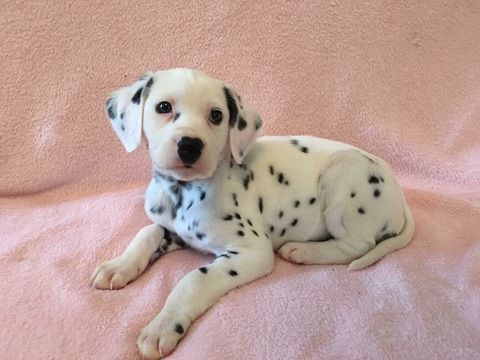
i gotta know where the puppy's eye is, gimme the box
[156,101,172,114]
[209,109,223,125]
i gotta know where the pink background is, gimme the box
[1,1,479,359]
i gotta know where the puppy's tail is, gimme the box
[348,202,415,271]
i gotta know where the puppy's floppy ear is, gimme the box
[224,86,262,164]
[105,72,154,152]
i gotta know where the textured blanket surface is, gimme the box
[1,1,479,359]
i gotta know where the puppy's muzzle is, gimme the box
[177,136,204,165]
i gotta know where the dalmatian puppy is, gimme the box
[90,68,415,359]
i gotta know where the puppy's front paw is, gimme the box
[137,312,189,359]
[90,255,145,290]
[278,242,307,264]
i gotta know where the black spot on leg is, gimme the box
[278,210,284,218]
[174,323,184,335]
[269,165,274,175]
[238,222,244,228]
[234,212,241,220]
[294,200,300,208]
[232,193,239,207]
[300,147,309,153]
[351,192,356,198]
[374,189,381,197]
[258,197,263,213]
[250,170,255,181]
[277,173,284,184]
[285,180,289,186]
[291,218,298,226]
[369,176,380,184]
[251,230,259,237]
[131,87,143,104]
[247,219,253,226]
[199,267,208,274]
[309,197,316,205]
[223,214,233,221]
[229,270,238,276]
[358,207,366,214]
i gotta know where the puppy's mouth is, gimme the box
[155,163,205,182]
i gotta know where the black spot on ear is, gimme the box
[106,98,117,119]
[174,113,181,122]
[175,323,183,335]
[369,176,380,184]
[131,87,143,104]
[199,267,208,273]
[309,197,316,205]
[358,207,366,214]
[229,270,238,276]
[238,117,247,130]
[374,189,381,197]
[224,87,238,128]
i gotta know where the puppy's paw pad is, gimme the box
[137,318,187,359]
[90,257,142,290]
[278,243,306,264]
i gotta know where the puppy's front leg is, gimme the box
[91,224,185,290]
[137,241,274,359]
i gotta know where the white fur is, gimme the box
[91,68,415,359]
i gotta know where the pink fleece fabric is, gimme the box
[1,1,479,359]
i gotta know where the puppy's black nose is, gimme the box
[177,137,204,165]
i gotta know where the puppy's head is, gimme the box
[105,69,262,181]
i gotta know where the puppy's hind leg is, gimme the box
[90,224,186,290]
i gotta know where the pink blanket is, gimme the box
[1,1,479,359]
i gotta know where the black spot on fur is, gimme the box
[224,87,238,128]
[247,219,253,226]
[174,113,181,121]
[186,201,194,210]
[285,181,289,186]
[254,120,262,130]
[131,87,143,104]
[290,139,299,146]
[217,254,231,259]
[120,112,125,120]
[106,98,117,119]
[381,222,388,232]
[294,200,300,208]
[269,225,275,233]
[351,192,356,198]
[280,228,286,237]
[291,218,298,226]
[174,323,184,335]
[277,173,284,184]
[358,207,366,214]
[374,189,381,197]
[258,197,263,213]
[269,165,274,175]
[199,267,208,274]
[309,197,316,205]
[237,230,245,237]
[196,233,205,240]
[380,176,385,183]
[150,205,165,214]
[238,117,247,130]
[250,170,255,181]
[145,77,154,89]
[369,176,380,184]
[223,214,233,221]
[229,270,238,276]
[239,222,244,228]
[192,220,199,228]
[174,238,186,247]
[300,147,309,153]
[162,244,169,252]
[376,232,397,244]
[251,230,259,237]
[243,175,250,190]
[228,250,239,255]
[278,210,284,218]
[120,124,125,131]
[234,212,241,220]
[171,208,177,220]
[232,193,238,207]
[199,191,206,201]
